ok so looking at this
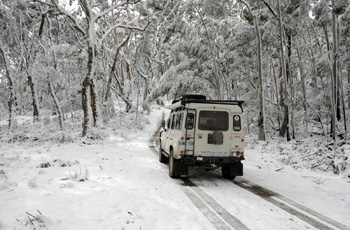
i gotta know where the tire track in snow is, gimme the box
[178,182,235,230]
[233,178,350,230]
[180,179,250,230]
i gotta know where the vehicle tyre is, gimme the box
[222,165,236,180]
[159,141,168,164]
[169,150,179,178]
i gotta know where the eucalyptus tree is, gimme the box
[313,0,349,142]
[333,0,349,142]
[0,0,41,130]
[339,3,350,113]
[0,4,15,130]
[150,0,205,98]
[147,0,240,100]
[0,0,46,125]
[34,0,148,136]
[138,0,178,103]
[237,0,266,141]
[0,38,15,132]
[34,8,74,131]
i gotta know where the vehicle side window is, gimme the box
[167,118,171,130]
[233,115,241,131]
[198,111,228,131]
[186,113,194,130]
[175,113,183,130]
[171,114,176,130]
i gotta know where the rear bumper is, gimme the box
[182,156,244,166]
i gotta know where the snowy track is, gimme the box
[179,178,250,230]
[149,127,350,230]
[233,178,350,230]
[1,110,349,229]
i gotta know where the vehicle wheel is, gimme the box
[169,150,179,178]
[159,141,168,164]
[222,165,236,180]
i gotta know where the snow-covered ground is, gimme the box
[0,107,349,230]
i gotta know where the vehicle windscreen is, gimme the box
[198,111,228,131]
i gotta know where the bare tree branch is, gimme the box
[100,21,149,43]
[93,0,141,22]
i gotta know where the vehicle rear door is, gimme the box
[194,109,231,157]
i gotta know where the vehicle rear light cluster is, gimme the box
[180,137,185,157]
[180,150,184,157]
[236,151,244,158]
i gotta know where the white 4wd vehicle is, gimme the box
[159,95,245,179]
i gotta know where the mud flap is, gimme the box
[175,161,188,176]
[230,161,243,176]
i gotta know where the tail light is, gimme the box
[180,150,184,157]
[236,151,244,158]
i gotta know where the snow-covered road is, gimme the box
[150,133,350,230]
[1,108,349,230]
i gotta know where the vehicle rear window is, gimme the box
[198,111,228,131]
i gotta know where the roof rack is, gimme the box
[171,95,206,104]
[169,95,244,110]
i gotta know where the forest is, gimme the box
[0,0,349,172]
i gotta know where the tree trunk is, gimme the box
[124,60,132,112]
[82,41,102,135]
[297,44,308,132]
[254,16,265,141]
[27,75,40,123]
[272,59,281,130]
[82,35,94,136]
[331,7,339,141]
[82,77,91,137]
[280,104,290,139]
[90,78,100,127]
[277,0,290,141]
[103,30,132,120]
[348,68,350,109]
[339,72,347,142]
[286,33,295,140]
[48,76,64,131]
[143,76,148,101]
[50,47,64,131]
[0,42,15,132]
[113,67,132,112]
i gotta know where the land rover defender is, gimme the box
[159,95,245,179]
